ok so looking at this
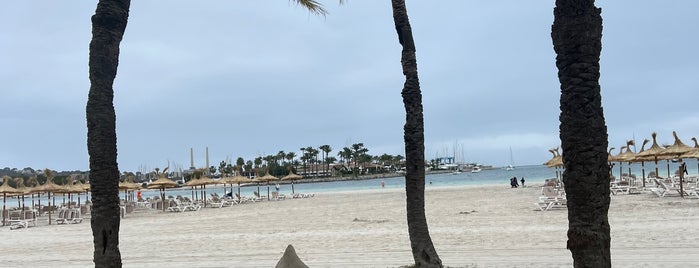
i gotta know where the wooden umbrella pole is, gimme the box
[2,193,6,226]
[641,162,646,188]
[48,191,52,225]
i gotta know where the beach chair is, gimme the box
[235,193,254,204]
[270,191,286,201]
[55,208,71,224]
[68,209,83,224]
[167,200,187,212]
[651,178,681,197]
[208,195,225,208]
[8,211,27,229]
[9,211,28,230]
[23,210,37,227]
[253,191,265,202]
[534,186,567,211]
[610,181,631,195]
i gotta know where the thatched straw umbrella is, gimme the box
[656,131,697,197]
[25,176,41,210]
[257,173,279,200]
[618,141,639,183]
[281,171,303,194]
[184,177,202,202]
[198,175,218,206]
[184,175,216,207]
[687,137,699,176]
[12,177,36,211]
[59,175,86,209]
[635,132,667,181]
[610,145,628,181]
[72,180,88,206]
[147,174,178,211]
[621,139,650,186]
[0,176,22,226]
[36,170,63,225]
[220,175,250,203]
[543,148,563,180]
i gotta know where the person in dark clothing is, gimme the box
[520,177,525,187]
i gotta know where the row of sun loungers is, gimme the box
[535,176,699,212]
[649,178,699,198]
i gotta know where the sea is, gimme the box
[140,164,558,199]
[11,159,698,206]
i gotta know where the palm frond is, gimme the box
[291,0,328,16]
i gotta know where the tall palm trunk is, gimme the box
[551,0,611,267]
[391,0,442,267]
[87,0,130,266]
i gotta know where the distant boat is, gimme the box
[452,170,462,175]
[507,146,515,171]
[471,166,482,173]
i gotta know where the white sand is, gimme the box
[2,184,699,267]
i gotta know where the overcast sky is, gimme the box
[2,1,698,172]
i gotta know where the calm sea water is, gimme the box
[12,159,698,206]
[146,164,559,199]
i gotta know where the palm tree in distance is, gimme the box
[389,0,442,266]
[319,145,332,176]
[86,1,340,266]
[551,0,611,266]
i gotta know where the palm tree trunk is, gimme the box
[552,0,611,267]
[87,0,130,267]
[391,0,442,267]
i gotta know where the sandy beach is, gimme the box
[2,184,699,267]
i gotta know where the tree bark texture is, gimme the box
[87,0,130,267]
[391,0,443,267]
[551,0,611,267]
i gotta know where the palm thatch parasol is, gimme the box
[618,141,638,180]
[220,175,250,202]
[623,139,650,185]
[25,176,41,210]
[119,173,141,202]
[59,175,86,208]
[187,175,217,206]
[685,137,699,177]
[656,131,697,197]
[36,169,63,225]
[12,177,36,211]
[635,132,667,181]
[609,145,628,181]
[543,148,563,180]
[72,180,88,206]
[256,172,279,200]
[147,168,178,211]
[0,176,22,226]
[184,177,202,202]
[281,171,303,194]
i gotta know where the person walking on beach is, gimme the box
[520,177,525,187]
[381,180,385,188]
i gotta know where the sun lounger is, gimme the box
[534,186,567,211]
[271,191,286,201]
[55,208,70,224]
[67,209,83,224]
[651,178,681,197]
